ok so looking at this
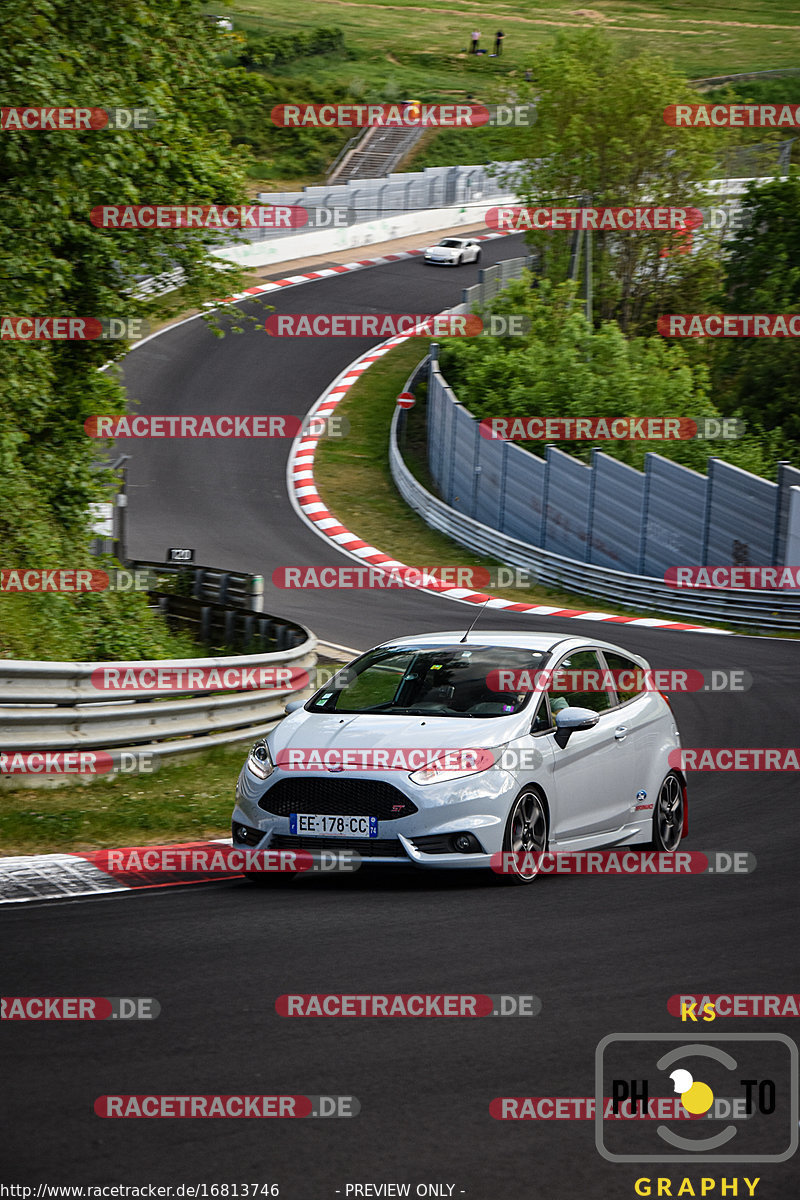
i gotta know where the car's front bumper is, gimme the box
[232,766,521,870]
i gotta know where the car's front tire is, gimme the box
[474,249,481,263]
[650,770,685,851]
[498,788,548,884]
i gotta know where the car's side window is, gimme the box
[601,650,647,705]
[548,649,614,714]
[531,693,552,733]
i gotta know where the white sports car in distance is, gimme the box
[424,237,482,266]
[232,631,687,884]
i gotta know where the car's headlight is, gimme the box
[247,738,274,780]
[408,746,503,786]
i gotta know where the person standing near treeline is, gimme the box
[471,30,480,53]
[494,30,504,55]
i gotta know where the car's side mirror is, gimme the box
[284,699,305,715]
[553,706,600,748]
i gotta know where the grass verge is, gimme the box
[232,1,800,89]
[0,745,244,856]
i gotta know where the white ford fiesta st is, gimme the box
[232,631,687,883]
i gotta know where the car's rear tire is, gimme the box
[650,770,684,851]
[497,788,548,884]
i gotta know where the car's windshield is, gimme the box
[438,239,463,248]
[307,645,550,716]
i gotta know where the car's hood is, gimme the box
[428,246,458,255]
[270,709,532,756]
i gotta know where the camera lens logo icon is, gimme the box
[595,1032,798,1163]
[669,1068,713,1115]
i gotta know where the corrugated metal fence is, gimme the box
[427,359,800,580]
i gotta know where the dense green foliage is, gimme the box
[222,70,363,181]
[237,27,345,70]
[439,278,780,477]
[711,178,800,454]
[0,0,252,658]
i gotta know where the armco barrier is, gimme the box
[131,560,265,610]
[0,639,316,786]
[391,360,800,631]
[0,578,317,787]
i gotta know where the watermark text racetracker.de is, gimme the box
[84,414,347,439]
[1,997,159,1020]
[666,566,800,589]
[92,847,360,876]
[490,851,756,876]
[486,206,703,232]
[264,313,530,338]
[0,751,158,777]
[659,314,800,338]
[486,667,751,694]
[669,748,800,770]
[1,317,148,341]
[664,102,800,127]
[275,993,541,1017]
[90,665,312,693]
[94,1095,359,1118]
[1,106,157,131]
[488,205,751,235]
[479,417,744,441]
[270,102,536,127]
[1,568,154,593]
[90,205,329,230]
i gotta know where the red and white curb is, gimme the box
[211,231,515,305]
[287,346,726,636]
[0,840,239,904]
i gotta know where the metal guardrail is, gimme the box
[461,255,536,310]
[132,562,308,653]
[0,638,318,780]
[254,162,524,242]
[151,594,303,653]
[131,560,265,610]
[0,559,318,782]
[390,357,800,632]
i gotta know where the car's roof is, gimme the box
[373,630,646,661]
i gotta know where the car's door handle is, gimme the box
[614,726,628,741]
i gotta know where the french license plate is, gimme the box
[290,814,378,838]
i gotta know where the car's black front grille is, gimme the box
[259,777,417,820]
[270,834,407,859]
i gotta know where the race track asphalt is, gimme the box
[2,233,798,1198]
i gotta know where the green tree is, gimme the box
[509,29,727,333]
[438,278,778,477]
[0,0,256,657]
[712,176,800,452]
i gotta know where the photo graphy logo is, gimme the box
[595,1033,798,1162]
